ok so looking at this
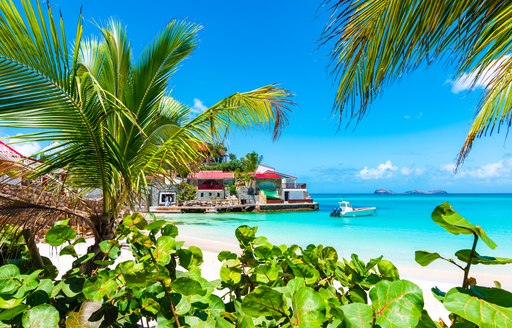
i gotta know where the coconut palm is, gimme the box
[0,1,292,245]
[322,0,512,167]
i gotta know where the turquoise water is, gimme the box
[161,194,512,271]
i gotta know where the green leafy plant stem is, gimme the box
[462,232,479,290]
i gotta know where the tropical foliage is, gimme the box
[0,203,510,327]
[0,0,292,243]
[323,0,512,166]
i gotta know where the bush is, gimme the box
[0,203,510,327]
[177,181,197,202]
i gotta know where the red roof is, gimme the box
[188,171,234,180]
[253,173,282,179]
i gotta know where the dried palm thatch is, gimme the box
[0,155,102,241]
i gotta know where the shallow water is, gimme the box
[159,194,512,271]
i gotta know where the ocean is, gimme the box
[161,194,512,275]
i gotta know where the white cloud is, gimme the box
[191,98,208,115]
[440,163,456,173]
[401,167,425,176]
[11,142,41,157]
[358,160,397,180]
[464,161,505,178]
[450,55,510,94]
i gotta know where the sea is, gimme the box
[159,193,512,276]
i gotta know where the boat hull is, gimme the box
[340,207,376,217]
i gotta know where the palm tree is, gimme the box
[322,0,512,167]
[0,1,292,246]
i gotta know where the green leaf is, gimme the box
[415,251,444,267]
[178,246,203,270]
[291,287,326,327]
[123,213,148,230]
[22,304,59,328]
[118,261,155,287]
[65,300,104,328]
[155,236,177,265]
[235,300,255,328]
[62,276,84,298]
[378,259,400,280]
[444,288,512,327]
[146,219,167,232]
[242,286,286,317]
[455,249,512,265]
[469,286,512,307]
[416,309,441,328]
[45,224,76,246]
[59,245,78,257]
[161,224,178,237]
[235,225,257,247]
[83,273,117,301]
[171,277,205,296]
[370,280,424,328]
[0,304,27,321]
[340,303,373,328]
[0,264,21,297]
[291,263,320,285]
[99,240,121,260]
[432,202,496,249]
[218,251,238,261]
[220,260,242,285]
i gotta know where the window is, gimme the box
[159,192,176,205]
[217,193,220,197]
[200,193,204,197]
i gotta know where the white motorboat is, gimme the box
[330,201,376,217]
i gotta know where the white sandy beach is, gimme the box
[38,234,512,325]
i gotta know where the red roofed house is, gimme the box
[254,164,312,204]
[187,171,235,200]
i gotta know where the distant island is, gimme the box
[374,189,447,195]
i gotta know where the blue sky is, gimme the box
[5,0,512,193]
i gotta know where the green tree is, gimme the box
[0,1,292,247]
[241,151,263,173]
[177,181,197,202]
[323,0,512,166]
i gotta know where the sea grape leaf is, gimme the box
[155,236,177,265]
[431,202,496,249]
[340,303,373,328]
[444,288,512,327]
[99,240,120,260]
[0,296,22,310]
[218,251,238,261]
[431,287,446,303]
[59,245,77,257]
[220,260,242,285]
[0,304,27,321]
[161,224,178,237]
[178,246,203,270]
[254,263,279,283]
[65,300,104,328]
[123,212,148,229]
[0,264,21,297]
[241,286,286,317]
[415,251,444,267]
[290,286,326,327]
[171,277,205,296]
[378,259,400,280]
[370,280,424,328]
[468,286,512,307]
[146,219,167,232]
[45,224,76,246]
[235,225,257,247]
[455,249,512,265]
[62,276,84,298]
[291,263,320,285]
[235,300,255,328]
[21,304,59,328]
[82,273,117,301]
[416,309,441,328]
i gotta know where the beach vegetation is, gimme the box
[176,182,197,203]
[0,0,292,252]
[0,203,509,327]
[323,1,512,167]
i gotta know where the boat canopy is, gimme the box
[262,189,281,200]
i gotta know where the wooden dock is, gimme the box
[150,202,318,214]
